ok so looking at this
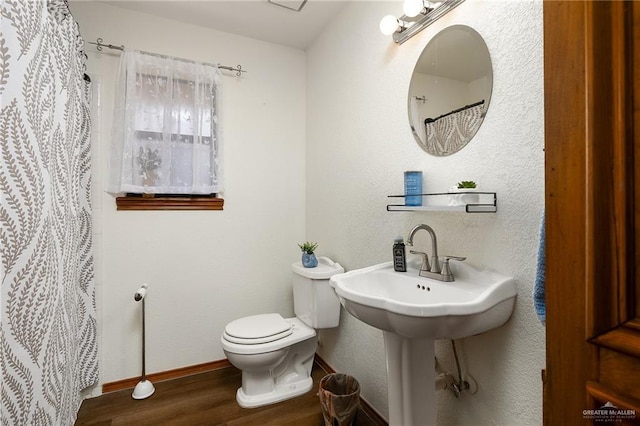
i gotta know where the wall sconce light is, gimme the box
[380,0,465,44]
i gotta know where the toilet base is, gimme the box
[236,376,313,408]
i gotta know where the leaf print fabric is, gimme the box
[0,0,98,424]
[422,103,485,156]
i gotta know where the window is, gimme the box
[108,50,223,210]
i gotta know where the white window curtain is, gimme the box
[108,50,222,194]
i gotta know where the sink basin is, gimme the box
[329,260,516,339]
[330,260,516,425]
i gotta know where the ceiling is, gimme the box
[98,0,350,50]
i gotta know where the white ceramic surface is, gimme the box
[221,317,317,408]
[221,258,343,408]
[330,260,516,339]
[330,260,516,425]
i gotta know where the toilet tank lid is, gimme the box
[292,256,344,279]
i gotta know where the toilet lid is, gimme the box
[224,313,293,345]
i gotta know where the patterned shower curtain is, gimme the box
[423,103,485,156]
[0,0,98,424]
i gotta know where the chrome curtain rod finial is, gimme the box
[88,37,124,52]
[218,64,245,77]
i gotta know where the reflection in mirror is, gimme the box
[408,25,492,156]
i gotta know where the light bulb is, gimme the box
[403,0,424,18]
[379,15,400,35]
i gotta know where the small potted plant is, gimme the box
[298,242,319,268]
[448,180,479,206]
[456,180,477,190]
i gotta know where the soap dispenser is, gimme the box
[393,238,406,272]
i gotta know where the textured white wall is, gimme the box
[307,1,545,424]
[70,2,306,389]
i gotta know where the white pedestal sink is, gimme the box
[330,260,516,426]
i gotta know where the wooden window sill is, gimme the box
[115,196,224,211]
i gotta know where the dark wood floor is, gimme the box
[76,362,383,425]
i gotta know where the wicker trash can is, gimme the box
[318,373,361,426]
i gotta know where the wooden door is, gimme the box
[545,1,640,424]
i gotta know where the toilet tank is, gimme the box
[292,256,344,329]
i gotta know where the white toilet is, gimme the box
[221,256,344,408]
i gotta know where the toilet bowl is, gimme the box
[221,257,343,408]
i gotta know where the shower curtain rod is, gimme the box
[424,99,485,124]
[88,38,246,76]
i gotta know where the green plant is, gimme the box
[298,242,318,254]
[457,180,477,189]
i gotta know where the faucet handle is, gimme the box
[409,250,430,272]
[443,256,466,262]
[441,256,467,280]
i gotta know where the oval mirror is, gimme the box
[408,25,493,156]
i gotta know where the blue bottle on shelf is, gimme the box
[404,171,423,206]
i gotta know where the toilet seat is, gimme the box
[223,313,293,345]
[222,316,315,355]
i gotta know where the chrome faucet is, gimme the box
[406,224,466,282]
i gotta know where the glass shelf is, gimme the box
[387,192,497,213]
